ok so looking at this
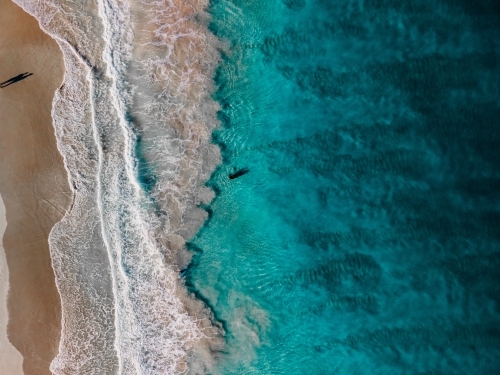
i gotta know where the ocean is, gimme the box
[9,0,500,373]
[187,0,500,374]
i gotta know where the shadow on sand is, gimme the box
[0,72,33,88]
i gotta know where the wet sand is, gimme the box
[0,0,71,374]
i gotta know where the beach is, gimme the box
[3,0,223,372]
[0,194,23,375]
[0,0,71,373]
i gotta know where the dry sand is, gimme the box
[0,194,23,375]
[0,0,72,374]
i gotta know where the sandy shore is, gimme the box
[0,0,72,374]
[0,194,23,374]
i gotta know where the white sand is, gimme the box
[0,194,23,375]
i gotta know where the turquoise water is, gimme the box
[188,0,500,373]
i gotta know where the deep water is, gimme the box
[187,0,500,373]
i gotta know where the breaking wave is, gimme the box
[12,0,223,373]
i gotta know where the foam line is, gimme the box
[12,0,224,373]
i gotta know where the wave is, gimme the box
[12,0,223,373]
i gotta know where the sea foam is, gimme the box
[12,0,223,373]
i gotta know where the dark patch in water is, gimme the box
[229,167,250,180]
[127,111,157,193]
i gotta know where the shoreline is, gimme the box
[0,0,72,373]
[11,0,224,372]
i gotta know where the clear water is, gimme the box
[188,0,500,374]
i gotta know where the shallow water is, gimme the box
[188,0,500,374]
